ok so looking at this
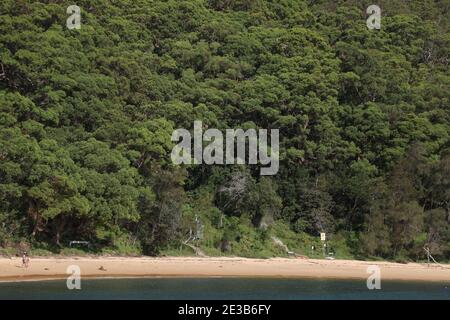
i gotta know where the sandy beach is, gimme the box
[1,256,449,282]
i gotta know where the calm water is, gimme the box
[0,278,449,300]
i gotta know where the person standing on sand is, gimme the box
[22,251,30,268]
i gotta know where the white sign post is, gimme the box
[320,233,326,257]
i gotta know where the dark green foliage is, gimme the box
[0,0,448,260]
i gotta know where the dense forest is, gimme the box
[0,0,449,261]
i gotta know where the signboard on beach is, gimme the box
[320,233,326,241]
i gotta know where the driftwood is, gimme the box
[184,243,207,257]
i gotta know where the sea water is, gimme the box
[0,278,448,300]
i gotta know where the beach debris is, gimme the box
[99,266,107,271]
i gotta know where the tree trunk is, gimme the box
[55,216,66,246]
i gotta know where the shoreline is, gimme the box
[1,256,449,283]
